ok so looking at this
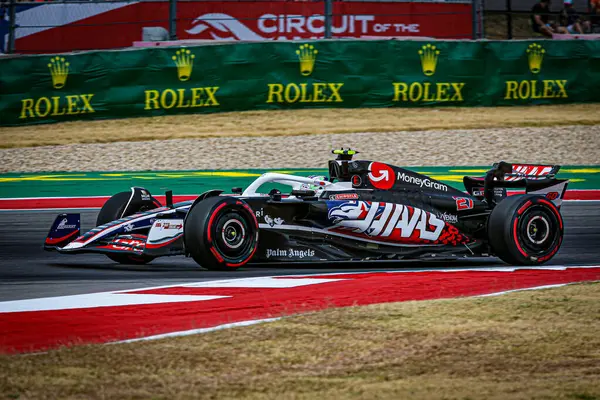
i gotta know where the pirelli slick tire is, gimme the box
[96,191,159,265]
[184,196,259,271]
[488,194,563,266]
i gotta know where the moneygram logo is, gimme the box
[172,48,195,81]
[368,162,395,190]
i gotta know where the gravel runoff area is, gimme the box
[1,125,599,172]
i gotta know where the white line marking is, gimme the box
[283,264,600,278]
[0,293,228,313]
[182,277,346,288]
[477,283,571,297]
[114,317,282,344]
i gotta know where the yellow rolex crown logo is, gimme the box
[527,43,545,74]
[172,48,195,81]
[48,56,70,89]
[418,44,440,77]
[296,44,318,77]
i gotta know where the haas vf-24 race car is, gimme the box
[45,150,568,270]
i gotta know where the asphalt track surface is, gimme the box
[1,202,599,302]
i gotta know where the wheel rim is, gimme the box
[211,209,255,263]
[525,215,550,245]
[517,206,560,256]
[221,219,246,250]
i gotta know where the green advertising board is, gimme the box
[0,40,599,126]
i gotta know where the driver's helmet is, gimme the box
[300,175,328,192]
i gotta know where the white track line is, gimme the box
[115,317,282,344]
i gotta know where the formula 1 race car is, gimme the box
[44,150,569,270]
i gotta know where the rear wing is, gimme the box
[464,162,568,207]
[495,163,560,181]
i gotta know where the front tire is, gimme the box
[488,194,563,265]
[184,197,259,270]
[96,191,159,265]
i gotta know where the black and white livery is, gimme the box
[45,150,569,270]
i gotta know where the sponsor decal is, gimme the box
[140,189,151,201]
[352,175,362,187]
[108,238,145,252]
[454,197,474,211]
[546,192,559,200]
[123,223,134,232]
[473,187,505,197]
[266,44,344,105]
[20,56,96,120]
[504,44,568,101]
[266,248,316,259]
[329,193,359,200]
[186,12,420,41]
[56,218,77,230]
[144,48,220,112]
[154,221,183,230]
[368,162,395,190]
[438,212,458,224]
[392,44,465,104]
[264,215,284,227]
[397,172,448,192]
[327,200,446,242]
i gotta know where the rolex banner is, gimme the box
[0,40,599,126]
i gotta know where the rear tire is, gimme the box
[488,194,563,265]
[96,191,159,265]
[184,197,258,270]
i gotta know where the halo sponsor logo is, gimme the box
[368,162,395,190]
[20,56,96,120]
[392,44,465,104]
[266,44,344,104]
[144,48,220,111]
[504,43,567,101]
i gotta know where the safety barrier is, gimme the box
[0,39,598,126]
